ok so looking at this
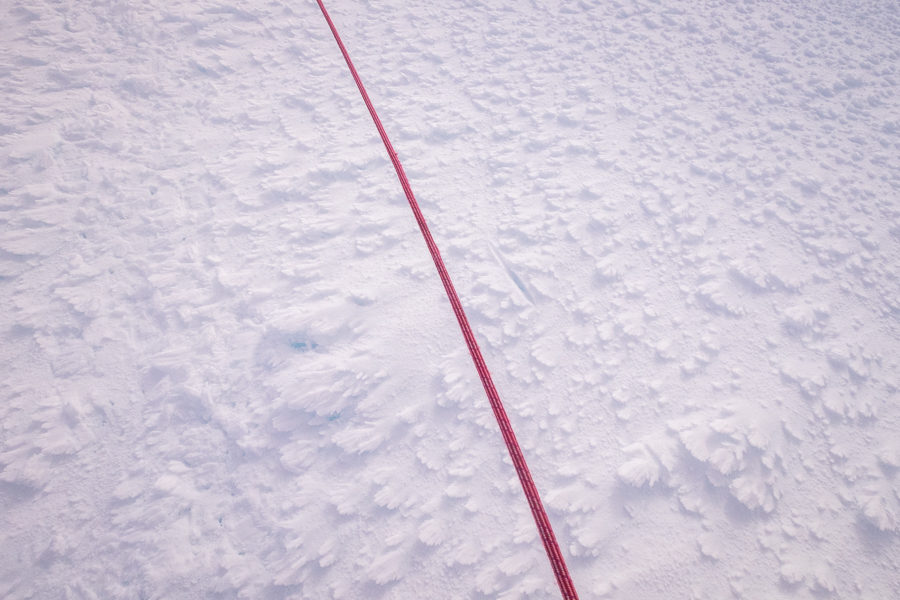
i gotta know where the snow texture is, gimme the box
[1,0,899,598]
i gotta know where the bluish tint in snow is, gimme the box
[1,0,898,598]
[291,341,318,352]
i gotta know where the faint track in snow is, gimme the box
[487,241,535,305]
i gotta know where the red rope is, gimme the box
[314,2,579,598]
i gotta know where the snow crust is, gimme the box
[1,0,898,598]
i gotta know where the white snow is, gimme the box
[2,0,899,598]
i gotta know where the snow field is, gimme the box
[1,0,898,598]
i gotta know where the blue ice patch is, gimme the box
[290,340,318,352]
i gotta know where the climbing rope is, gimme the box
[314,2,579,598]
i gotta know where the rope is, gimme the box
[314,2,579,598]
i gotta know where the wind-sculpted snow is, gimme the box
[1,0,898,598]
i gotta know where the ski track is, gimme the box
[1,0,898,598]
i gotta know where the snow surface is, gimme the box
[1,0,899,598]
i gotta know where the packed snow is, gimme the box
[1,0,898,598]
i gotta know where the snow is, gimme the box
[1,0,899,598]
